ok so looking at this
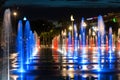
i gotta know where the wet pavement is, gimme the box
[10,48,120,80]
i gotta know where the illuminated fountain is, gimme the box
[52,36,58,50]
[73,24,78,59]
[15,20,40,73]
[34,31,40,56]
[61,29,67,55]
[0,8,40,80]
[24,21,31,65]
[96,17,116,72]
[1,8,12,80]
[108,27,113,62]
[117,28,120,52]
[98,15,106,54]
[79,17,88,64]
[67,32,72,57]
[97,31,102,71]
[17,20,24,72]
[52,15,119,72]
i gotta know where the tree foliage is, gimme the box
[30,19,54,35]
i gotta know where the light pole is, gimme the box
[13,11,18,23]
[13,11,18,34]
[13,11,17,24]
[70,15,74,38]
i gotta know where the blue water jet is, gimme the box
[80,17,87,64]
[108,27,114,63]
[16,20,36,72]
[98,15,105,46]
[24,21,31,64]
[17,20,25,72]
[67,32,72,57]
[73,24,78,59]
[97,31,102,71]
[29,32,35,63]
[80,18,86,50]
[74,24,78,51]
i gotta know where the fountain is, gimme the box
[17,20,24,72]
[10,19,40,74]
[68,32,72,57]
[34,31,40,56]
[1,9,12,80]
[80,17,88,64]
[52,15,119,72]
[24,21,31,65]
[73,24,78,52]
[1,7,118,79]
[0,8,40,80]
[97,31,102,71]
[98,15,105,47]
[108,27,113,61]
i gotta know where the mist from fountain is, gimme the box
[1,9,12,80]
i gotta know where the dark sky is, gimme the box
[1,0,120,34]
[1,0,120,21]
[14,7,120,21]
[4,0,120,8]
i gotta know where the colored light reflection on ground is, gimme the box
[52,15,120,74]
[10,48,120,80]
[8,13,120,80]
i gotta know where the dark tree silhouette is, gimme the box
[30,19,54,35]
[0,0,7,10]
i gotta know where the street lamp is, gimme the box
[83,22,87,28]
[69,25,73,31]
[13,11,17,16]
[71,15,74,21]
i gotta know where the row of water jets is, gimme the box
[52,15,120,70]
[17,20,40,72]
[0,8,119,80]
[0,9,40,80]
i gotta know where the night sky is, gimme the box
[18,7,120,21]
[4,0,120,8]
[1,0,120,21]
[0,0,120,37]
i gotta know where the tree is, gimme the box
[30,19,54,35]
[0,0,8,11]
[105,20,119,35]
[40,27,61,46]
